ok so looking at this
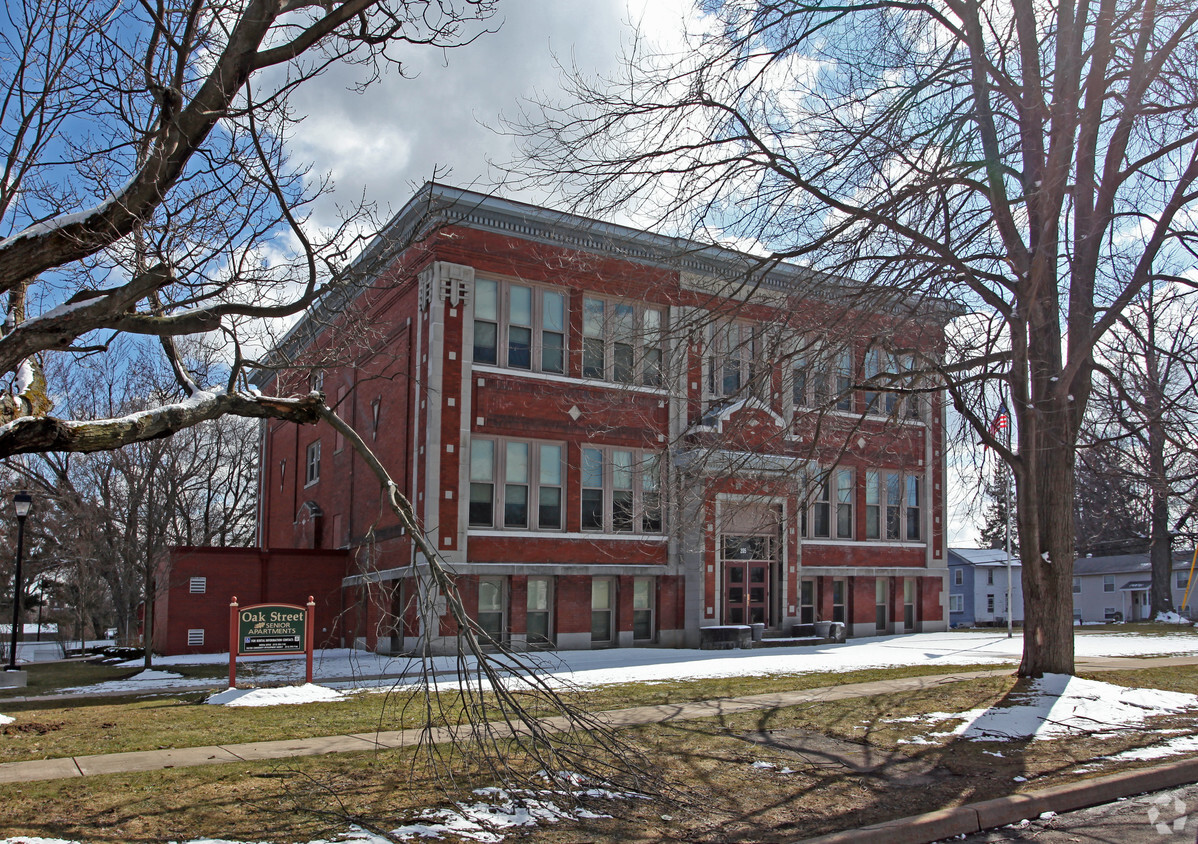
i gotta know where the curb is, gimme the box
[792,756,1198,843]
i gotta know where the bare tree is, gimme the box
[509,0,1198,675]
[0,0,497,456]
[1082,287,1198,614]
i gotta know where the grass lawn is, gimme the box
[0,662,1005,762]
[1,665,1196,843]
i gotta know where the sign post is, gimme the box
[228,597,315,688]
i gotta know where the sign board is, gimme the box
[228,597,315,688]
[238,605,306,654]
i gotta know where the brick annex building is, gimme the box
[158,184,950,655]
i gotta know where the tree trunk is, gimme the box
[1017,395,1077,677]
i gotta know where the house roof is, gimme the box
[1072,551,1194,576]
[948,548,1020,566]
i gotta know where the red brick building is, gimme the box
[162,183,949,654]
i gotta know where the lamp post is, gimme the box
[6,491,32,672]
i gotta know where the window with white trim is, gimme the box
[187,629,205,646]
[949,594,964,613]
[1178,572,1189,589]
[526,576,553,647]
[305,440,321,486]
[864,470,922,541]
[473,279,566,374]
[707,321,772,400]
[581,447,664,533]
[1073,577,1081,593]
[835,468,854,539]
[986,594,995,613]
[1103,575,1115,592]
[953,568,963,586]
[469,439,564,530]
[632,577,655,641]
[582,297,664,386]
[833,348,854,412]
[189,577,207,594]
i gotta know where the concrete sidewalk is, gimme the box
[2,655,1196,786]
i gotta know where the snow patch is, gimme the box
[1155,611,1192,624]
[887,675,1198,743]
[205,684,345,707]
[0,713,12,725]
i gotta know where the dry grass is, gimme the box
[0,662,1003,763]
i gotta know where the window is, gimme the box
[800,579,815,624]
[478,576,506,644]
[707,322,768,399]
[633,577,655,641]
[187,629,205,646]
[473,279,566,374]
[1177,572,1189,589]
[1104,607,1119,621]
[865,471,881,539]
[189,577,207,594]
[905,476,922,540]
[1073,577,1081,593]
[986,569,995,586]
[810,475,831,538]
[831,579,846,623]
[949,594,964,613]
[835,469,854,539]
[305,440,321,486]
[527,577,553,647]
[834,348,854,412]
[310,370,324,392]
[864,470,922,541]
[862,347,881,412]
[1103,575,1115,593]
[986,594,995,613]
[581,447,663,533]
[469,439,564,530]
[953,568,963,586]
[591,577,614,644]
[583,297,664,386]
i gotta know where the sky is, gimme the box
[284,1,695,229]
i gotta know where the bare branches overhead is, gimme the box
[509,0,1198,676]
[0,0,497,455]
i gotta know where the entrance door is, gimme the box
[723,536,771,625]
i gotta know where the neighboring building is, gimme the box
[947,548,1023,628]
[1073,552,1196,622]
[161,183,953,654]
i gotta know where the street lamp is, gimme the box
[6,491,32,672]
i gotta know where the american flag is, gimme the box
[989,404,1009,436]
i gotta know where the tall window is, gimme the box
[906,476,922,541]
[834,348,854,412]
[473,279,566,374]
[527,577,552,647]
[1103,575,1115,592]
[478,576,506,644]
[811,474,831,538]
[865,471,881,539]
[832,579,846,623]
[305,440,321,485]
[591,577,614,643]
[835,468,854,539]
[469,438,564,530]
[862,347,881,412]
[632,577,655,641]
[580,447,664,533]
[582,297,664,386]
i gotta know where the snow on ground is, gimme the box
[1155,611,1192,624]
[889,674,1198,744]
[0,713,12,725]
[205,683,346,707]
[84,629,1198,697]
